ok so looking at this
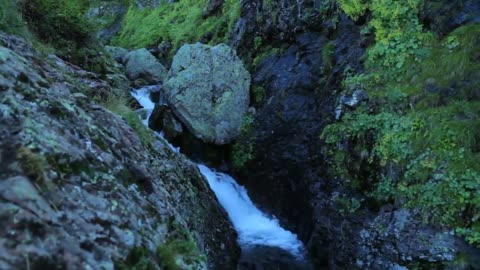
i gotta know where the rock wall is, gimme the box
[227,0,480,269]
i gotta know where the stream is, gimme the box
[131,87,312,269]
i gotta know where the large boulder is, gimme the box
[124,48,167,84]
[164,43,250,145]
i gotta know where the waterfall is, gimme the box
[198,165,305,257]
[131,87,305,258]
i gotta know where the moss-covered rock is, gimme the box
[123,48,167,84]
[164,43,250,145]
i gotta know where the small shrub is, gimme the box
[336,0,367,20]
[116,247,156,270]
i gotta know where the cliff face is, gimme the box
[0,32,239,269]
[226,0,480,268]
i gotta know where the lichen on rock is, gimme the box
[164,42,250,145]
[0,32,239,269]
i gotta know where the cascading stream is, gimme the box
[131,87,306,258]
[198,165,305,256]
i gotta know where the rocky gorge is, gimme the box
[0,0,480,269]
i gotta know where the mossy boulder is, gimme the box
[164,43,250,145]
[105,45,129,63]
[124,48,167,84]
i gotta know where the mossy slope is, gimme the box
[323,0,480,248]
[111,0,240,51]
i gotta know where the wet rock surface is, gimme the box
[0,33,239,269]
[238,245,314,270]
[232,10,365,268]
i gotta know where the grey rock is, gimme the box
[0,33,239,269]
[163,111,184,141]
[124,48,167,84]
[354,209,479,269]
[164,43,250,145]
[148,104,184,141]
[149,104,170,132]
[340,90,369,108]
[335,90,369,119]
[105,46,129,63]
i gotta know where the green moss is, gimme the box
[231,114,255,170]
[157,239,204,270]
[252,47,280,69]
[254,36,263,50]
[111,0,240,52]
[48,155,95,178]
[156,219,206,270]
[252,85,266,104]
[322,41,335,70]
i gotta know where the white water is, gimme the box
[131,86,157,126]
[131,87,180,152]
[131,87,305,257]
[198,165,305,257]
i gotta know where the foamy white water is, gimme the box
[131,86,157,126]
[198,165,305,257]
[131,86,305,257]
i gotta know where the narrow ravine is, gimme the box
[131,87,310,267]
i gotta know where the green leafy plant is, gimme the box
[321,23,480,246]
[338,0,430,74]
